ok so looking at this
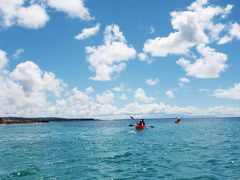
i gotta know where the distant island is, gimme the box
[0,117,99,124]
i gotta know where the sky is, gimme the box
[0,0,240,119]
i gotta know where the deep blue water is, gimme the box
[0,117,240,179]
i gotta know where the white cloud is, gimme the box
[213,83,240,100]
[67,87,89,104]
[0,57,240,118]
[179,77,189,83]
[119,94,127,100]
[138,52,153,64]
[85,24,136,81]
[218,35,232,45]
[113,83,124,92]
[218,23,240,44]
[210,23,225,41]
[13,48,24,59]
[150,26,155,34]
[166,90,174,98]
[10,61,65,97]
[143,0,233,57]
[0,0,94,29]
[0,0,49,28]
[134,88,155,103]
[104,24,126,45]
[177,44,227,78]
[138,53,147,61]
[56,99,66,107]
[146,78,159,86]
[96,90,115,104]
[16,4,49,29]
[47,0,93,21]
[199,88,210,93]
[75,23,100,40]
[178,77,189,86]
[85,86,94,94]
[230,23,240,39]
[0,49,8,70]
[0,59,66,117]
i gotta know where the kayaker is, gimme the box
[175,118,181,123]
[138,119,145,126]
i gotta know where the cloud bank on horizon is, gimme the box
[0,0,240,119]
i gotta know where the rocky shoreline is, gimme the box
[0,117,98,124]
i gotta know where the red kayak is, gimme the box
[135,125,146,130]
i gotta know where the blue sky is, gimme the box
[0,0,240,119]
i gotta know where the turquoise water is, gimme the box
[1,118,240,179]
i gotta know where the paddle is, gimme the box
[129,116,154,128]
[130,116,137,122]
[177,116,183,120]
[129,116,137,126]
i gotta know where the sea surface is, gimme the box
[0,117,240,180]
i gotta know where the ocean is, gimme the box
[0,117,240,179]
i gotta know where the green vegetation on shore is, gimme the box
[0,117,98,124]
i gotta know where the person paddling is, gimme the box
[175,117,182,123]
[175,119,180,123]
[138,119,145,126]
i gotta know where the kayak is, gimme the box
[135,125,146,130]
[175,120,180,123]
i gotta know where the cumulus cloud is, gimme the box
[47,0,93,21]
[85,24,136,81]
[0,0,49,29]
[0,56,240,118]
[0,0,93,29]
[16,4,49,28]
[146,78,159,86]
[67,87,89,104]
[113,83,124,92]
[0,59,66,117]
[230,23,240,40]
[218,23,240,44]
[119,94,127,100]
[213,83,240,100]
[176,44,227,78]
[75,23,100,40]
[138,52,153,64]
[143,0,233,57]
[52,100,240,119]
[178,77,189,86]
[138,53,147,61]
[85,86,94,94]
[134,88,155,103]
[166,90,174,98]
[0,49,8,70]
[96,90,115,104]
[10,61,65,97]
[179,77,189,83]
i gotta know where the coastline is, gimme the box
[0,117,99,124]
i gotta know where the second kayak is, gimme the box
[175,120,180,123]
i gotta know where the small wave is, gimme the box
[113,152,132,159]
[8,165,40,178]
[128,130,136,134]
[101,152,133,163]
